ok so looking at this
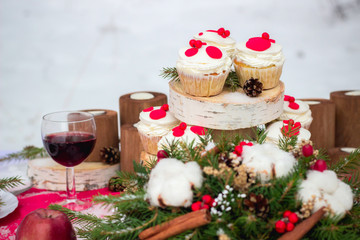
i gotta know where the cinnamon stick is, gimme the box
[278,207,326,240]
[139,209,211,240]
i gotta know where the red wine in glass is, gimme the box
[43,132,96,167]
[41,111,96,211]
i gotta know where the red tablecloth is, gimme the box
[0,187,118,239]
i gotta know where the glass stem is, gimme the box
[66,167,76,202]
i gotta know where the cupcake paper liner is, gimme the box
[177,69,230,97]
[234,61,283,90]
[138,130,162,155]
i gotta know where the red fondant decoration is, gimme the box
[217,28,225,35]
[206,28,231,38]
[289,102,300,110]
[143,107,154,112]
[179,122,187,130]
[189,39,196,47]
[206,46,222,59]
[199,32,203,36]
[172,127,185,137]
[224,30,230,37]
[246,32,275,51]
[284,95,299,110]
[161,104,169,111]
[281,119,301,137]
[190,126,206,135]
[185,48,199,57]
[149,109,166,120]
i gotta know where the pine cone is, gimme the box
[244,193,269,218]
[108,176,125,192]
[243,78,263,97]
[218,152,232,168]
[100,147,120,164]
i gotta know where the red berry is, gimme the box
[179,122,187,130]
[189,39,196,47]
[288,213,298,224]
[234,145,243,156]
[288,119,294,126]
[191,201,202,211]
[262,32,269,39]
[283,210,292,218]
[302,144,313,157]
[202,195,214,206]
[161,104,169,111]
[311,159,327,172]
[195,40,202,48]
[286,222,295,232]
[218,27,225,35]
[157,150,169,161]
[201,204,210,210]
[275,220,286,233]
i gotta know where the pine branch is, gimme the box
[330,148,360,187]
[0,176,24,190]
[0,145,48,162]
[160,67,179,82]
[252,126,267,144]
[224,71,240,92]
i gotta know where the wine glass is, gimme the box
[41,111,96,211]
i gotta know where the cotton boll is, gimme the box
[297,179,322,202]
[323,193,346,218]
[146,158,203,207]
[184,161,203,188]
[306,170,338,194]
[312,195,329,214]
[332,181,354,211]
[242,143,296,182]
[161,175,193,207]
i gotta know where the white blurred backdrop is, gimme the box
[1,0,359,151]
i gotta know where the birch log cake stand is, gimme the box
[169,80,285,140]
[28,158,119,191]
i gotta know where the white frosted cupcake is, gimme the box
[135,104,179,155]
[278,95,313,130]
[176,40,232,97]
[234,32,285,89]
[193,27,236,58]
[265,120,311,145]
[158,122,207,150]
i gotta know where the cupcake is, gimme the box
[265,120,311,145]
[176,39,232,97]
[158,122,208,150]
[278,95,313,129]
[135,104,179,155]
[234,32,285,89]
[193,27,236,58]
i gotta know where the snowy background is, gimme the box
[1,0,359,151]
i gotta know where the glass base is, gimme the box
[57,199,92,211]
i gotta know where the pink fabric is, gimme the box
[0,188,119,239]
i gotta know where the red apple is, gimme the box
[16,208,76,240]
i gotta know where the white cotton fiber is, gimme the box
[146,158,203,207]
[306,170,338,194]
[332,181,354,211]
[297,179,322,202]
[184,161,203,188]
[297,170,354,218]
[242,143,296,182]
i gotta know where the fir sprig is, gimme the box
[0,176,24,191]
[225,71,240,92]
[160,67,178,82]
[0,145,48,162]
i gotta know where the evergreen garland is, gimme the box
[50,131,360,240]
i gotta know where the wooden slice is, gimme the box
[120,124,143,172]
[119,92,167,126]
[169,81,284,130]
[300,99,335,151]
[28,158,119,191]
[330,90,360,148]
